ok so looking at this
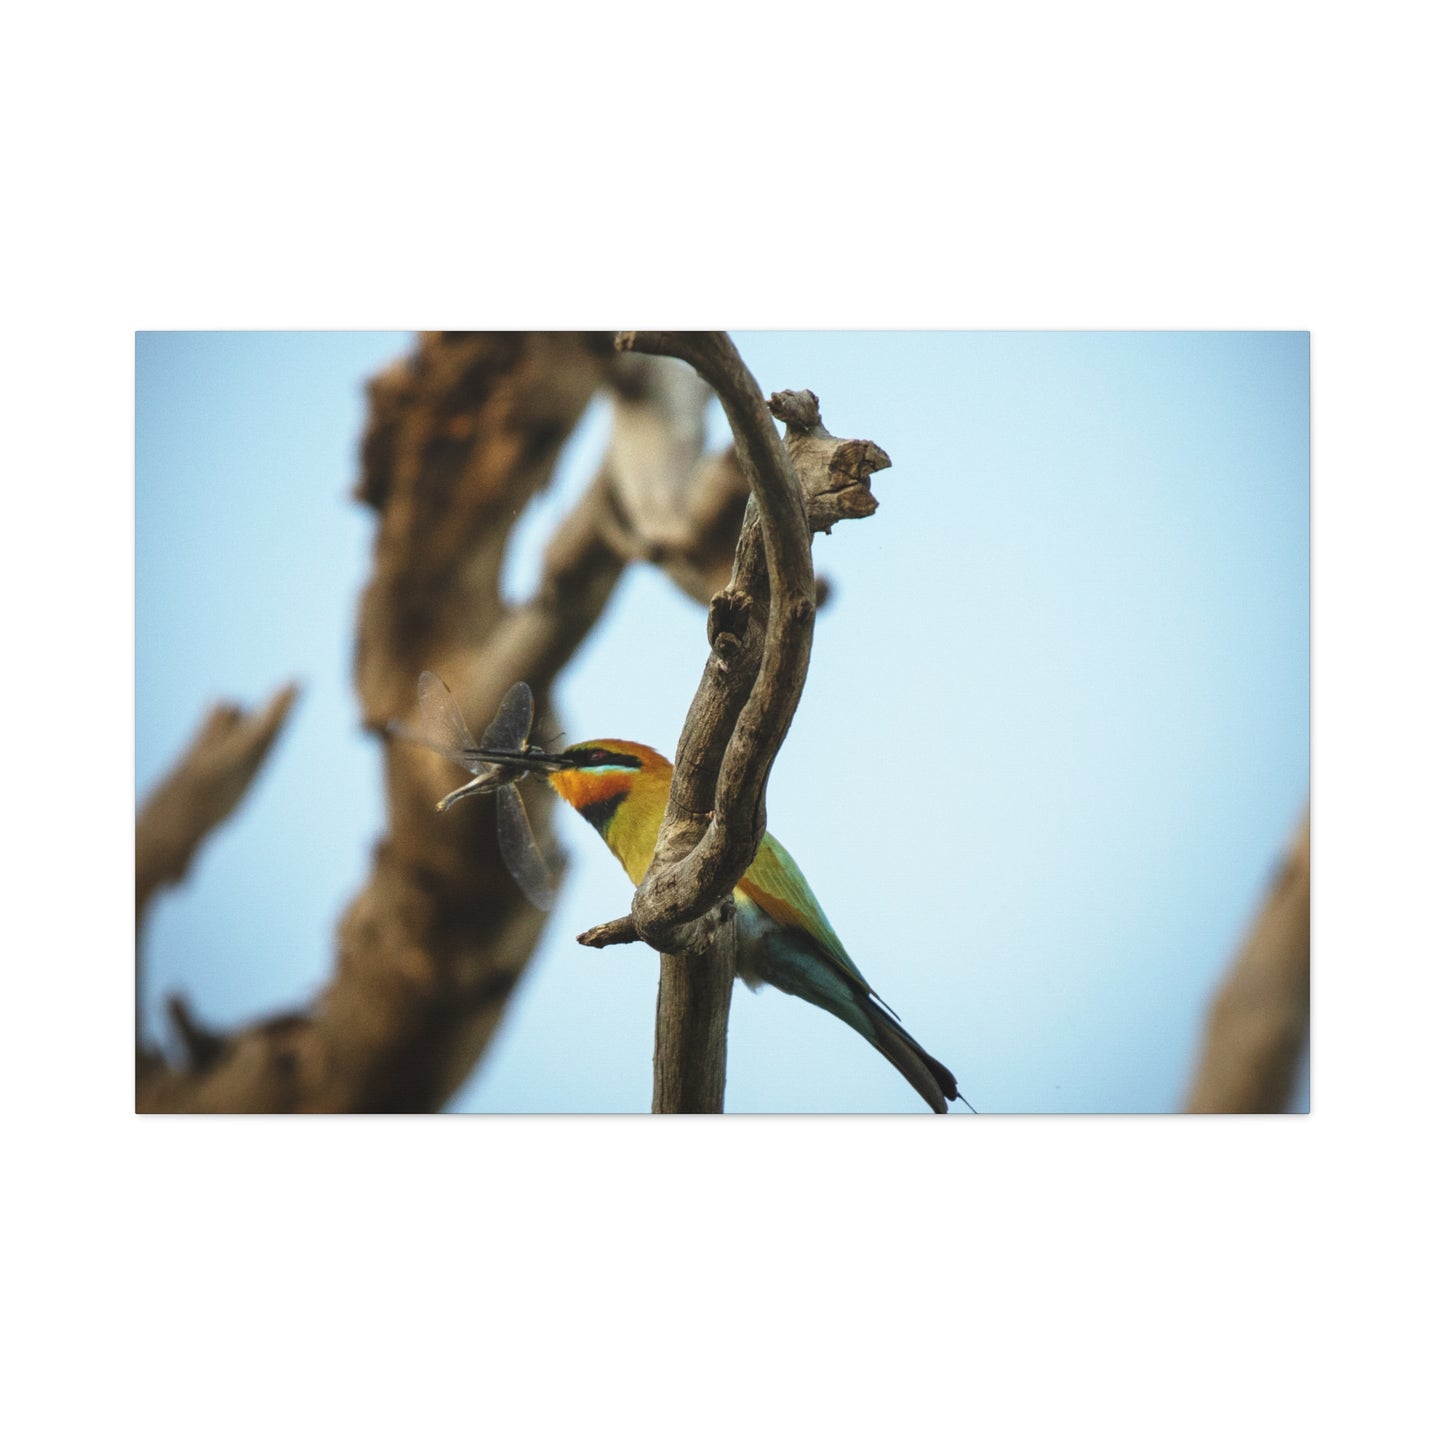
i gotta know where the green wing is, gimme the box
[739,832,874,994]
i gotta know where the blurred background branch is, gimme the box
[135,683,298,1077]
[135,683,300,931]
[1184,808,1310,1112]
[135,331,752,1112]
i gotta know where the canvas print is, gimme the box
[135,331,1309,1113]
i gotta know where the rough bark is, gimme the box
[651,909,738,1115]
[621,334,819,952]
[589,337,892,1113]
[137,332,746,1112]
[1184,808,1311,1112]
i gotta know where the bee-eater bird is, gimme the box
[457,733,969,1113]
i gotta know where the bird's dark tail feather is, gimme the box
[860,998,965,1115]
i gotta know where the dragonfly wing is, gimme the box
[414,671,479,767]
[495,781,556,911]
[480,680,535,752]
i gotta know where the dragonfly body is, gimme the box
[392,673,557,910]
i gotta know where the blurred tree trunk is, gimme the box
[137,331,750,1112]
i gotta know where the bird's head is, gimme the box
[462,737,673,826]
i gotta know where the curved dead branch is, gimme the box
[604,334,892,1111]
[617,332,817,951]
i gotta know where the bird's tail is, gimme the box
[732,904,972,1113]
[859,998,966,1115]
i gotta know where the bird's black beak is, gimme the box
[465,745,573,774]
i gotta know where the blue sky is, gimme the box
[135,331,1309,1113]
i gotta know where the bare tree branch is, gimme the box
[615,333,818,950]
[609,334,891,1112]
[1184,807,1310,1112]
[651,900,739,1114]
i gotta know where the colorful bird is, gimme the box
[452,727,970,1114]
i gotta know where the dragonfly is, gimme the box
[392,671,558,910]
